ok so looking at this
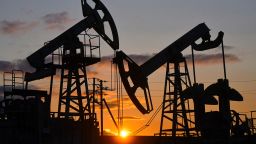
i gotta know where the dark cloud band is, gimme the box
[0,20,38,34]
[42,11,73,30]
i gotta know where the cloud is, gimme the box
[0,52,240,75]
[99,52,239,67]
[86,67,99,77]
[0,60,13,71]
[213,45,235,50]
[0,11,73,34]
[0,59,34,72]
[12,59,35,72]
[97,52,240,72]
[0,20,38,34]
[42,11,73,30]
[185,53,240,65]
[125,54,152,65]
[0,83,40,101]
[222,45,235,50]
[209,45,235,53]
[121,53,240,66]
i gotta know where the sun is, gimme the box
[120,130,129,138]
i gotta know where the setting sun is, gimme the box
[120,130,129,138]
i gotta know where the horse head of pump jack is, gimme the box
[81,0,119,50]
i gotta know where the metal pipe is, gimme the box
[221,41,227,79]
[100,80,104,136]
[191,47,197,83]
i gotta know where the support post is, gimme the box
[100,80,104,136]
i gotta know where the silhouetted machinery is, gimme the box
[0,0,119,144]
[114,23,224,114]
[0,0,255,144]
[114,23,252,140]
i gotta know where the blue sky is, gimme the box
[0,0,256,135]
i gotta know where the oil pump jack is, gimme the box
[1,0,119,144]
[25,0,119,121]
[114,23,247,138]
[114,23,223,114]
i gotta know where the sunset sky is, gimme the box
[0,0,256,136]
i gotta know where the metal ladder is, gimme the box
[3,70,24,99]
